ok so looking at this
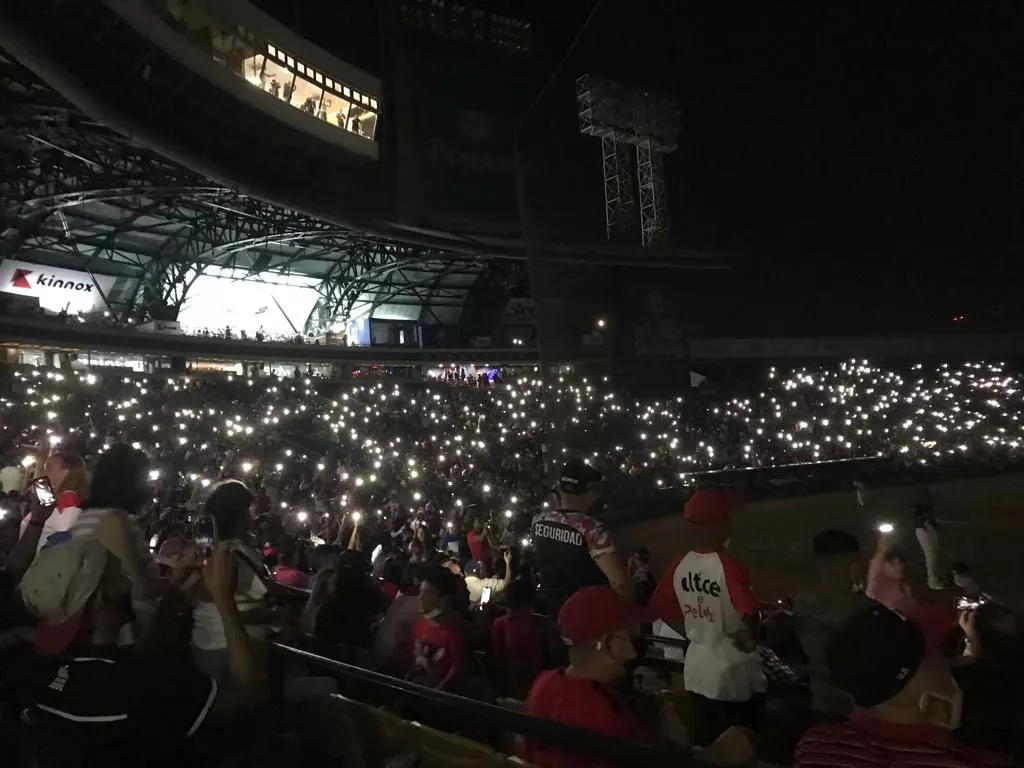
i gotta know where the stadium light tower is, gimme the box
[576,75,679,246]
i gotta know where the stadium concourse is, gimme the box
[0,357,1022,766]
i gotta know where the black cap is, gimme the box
[827,604,925,708]
[336,549,371,573]
[558,459,603,495]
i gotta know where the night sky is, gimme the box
[519,0,1024,333]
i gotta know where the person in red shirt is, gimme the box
[272,564,309,589]
[466,516,495,566]
[490,579,544,698]
[795,603,1011,768]
[408,566,465,690]
[525,586,677,768]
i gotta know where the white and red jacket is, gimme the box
[19,490,83,552]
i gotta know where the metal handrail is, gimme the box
[272,640,708,767]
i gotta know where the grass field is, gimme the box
[614,472,1024,604]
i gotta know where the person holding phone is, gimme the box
[464,550,513,607]
[867,523,919,615]
[8,450,88,574]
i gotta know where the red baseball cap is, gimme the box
[683,488,740,527]
[558,586,654,646]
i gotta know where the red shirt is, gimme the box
[491,613,544,689]
[466,530,490,563]
[525,669,644,768]
[795,712,1011,768]
[272,566,309,589]
[411,617,464,686]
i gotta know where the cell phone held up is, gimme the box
[31,476,56,510]
[193,514,218,562]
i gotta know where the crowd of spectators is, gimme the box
[0,358,1022,766]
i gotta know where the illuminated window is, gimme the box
[323,94,352,128]
[261,58,296,103]
[165,2,378,141]
[243,53,266,86]
[291,73,324,118]
[349,105,378,140]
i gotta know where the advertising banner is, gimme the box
[0,258,117,315]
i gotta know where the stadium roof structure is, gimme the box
[0,52,489,332]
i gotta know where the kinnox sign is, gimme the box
[0,259,117,315]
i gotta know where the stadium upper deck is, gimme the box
[0,0,723,267]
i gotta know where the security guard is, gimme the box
[531,459,631,614]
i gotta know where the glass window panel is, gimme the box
[243,53,266,86]
[325,78,333,90]
[286,55,295,67]
[261,58,296,103]
[370,98,378,109]
[267,43,277,57]
[315,72,323,84]
[348,104,378,140]
[343,86,351,97]
[321,94,351,128]
[291,74,324,117]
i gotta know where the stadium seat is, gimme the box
[322,694,372,767]
[410,721,506,768]
[338,697,420,767]
[660,688,695,736]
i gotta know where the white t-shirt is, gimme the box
[652,549,765,702]
[191,542,269,650]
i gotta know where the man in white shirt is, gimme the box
[651,488,765,746]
